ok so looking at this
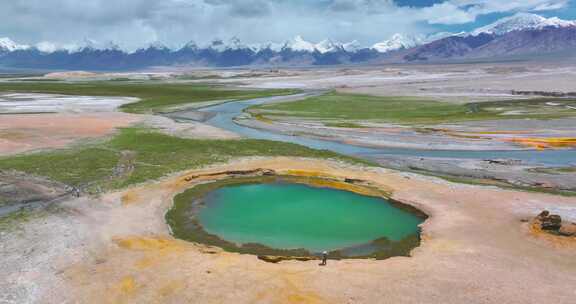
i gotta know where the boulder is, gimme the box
[260,169,276,176]
[540,214,563,231]
[536,210,550,219]
[559,223,576,237]
[344,178,364,184]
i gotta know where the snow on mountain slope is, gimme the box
[0,37,30,52]
[342,40,360,52]
[283,36,357,53]
[287,35,317,52]
[372,32,458,53]
[315,39,340,53]
[372,34,424,53]
[471,13,576,36]
[402,13,576,62]
[207,39,228,52]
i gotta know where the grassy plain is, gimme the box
[0,81,295,113]
[0,127,372,192]
[249,92,576,124]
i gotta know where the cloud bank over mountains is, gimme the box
[0,0,570,51]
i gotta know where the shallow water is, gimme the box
[198,183,423,252]
[194,93,576,166]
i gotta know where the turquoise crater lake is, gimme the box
[187,182,425,254]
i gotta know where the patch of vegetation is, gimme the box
[250,92,576,125]
[0,148,119,187]
[407,167,576,197]
[527,167,576,175]
[0,73,43,79]
[324,122,364,128]
[0,127,373,192]
[0,204,64,231]
[0,81,296,114]
[8,78,62,82]
[0,209,35,231]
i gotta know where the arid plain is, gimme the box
[1,62,575,304]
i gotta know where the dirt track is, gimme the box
[2,157,575,304]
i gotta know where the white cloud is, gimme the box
[447,0,569,17]
[417,2,476,24]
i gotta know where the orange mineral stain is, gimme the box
[504,137,576,150]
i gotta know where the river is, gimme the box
[193,93,575,167]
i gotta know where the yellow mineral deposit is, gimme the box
[505,137,576,150]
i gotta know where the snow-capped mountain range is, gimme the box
[402,13,576,62]
[372,13,576,53]
[1,13,574,55]
[371,32,457,53]
[0,35,357,55]
[471,13,576,36]
[1,13,575,69]
[372,34,424,53]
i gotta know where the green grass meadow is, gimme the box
[249,92,576,124]
[0,81,296,113]
[0,128,372,192]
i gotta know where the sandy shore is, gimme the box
[2,157,575,304]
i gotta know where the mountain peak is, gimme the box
[0,37,30,52]
[471,13,576,36]
[229,37,242,47]
[284,36,358,53]
[342,40,360,52]
[78,38,98,51]
[372,33,424,53]
[287,35,317,52]
[182,40,199,50]
[103,41,121,51]
[226,37,253,50]
[315,39,340,53]
[147,41,170,51]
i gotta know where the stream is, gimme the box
[192,93,576,167]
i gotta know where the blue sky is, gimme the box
[0,0,574,51]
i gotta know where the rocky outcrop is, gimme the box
[257,255,317,264]
[541,215,562,231]
[559,223,576,237]
[534,210,576,237]
[182,168,277,182]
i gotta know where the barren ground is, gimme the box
[211,63,576,102]
[2,158,575,304]
[0,113,142,156]
[0,112,238,157]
